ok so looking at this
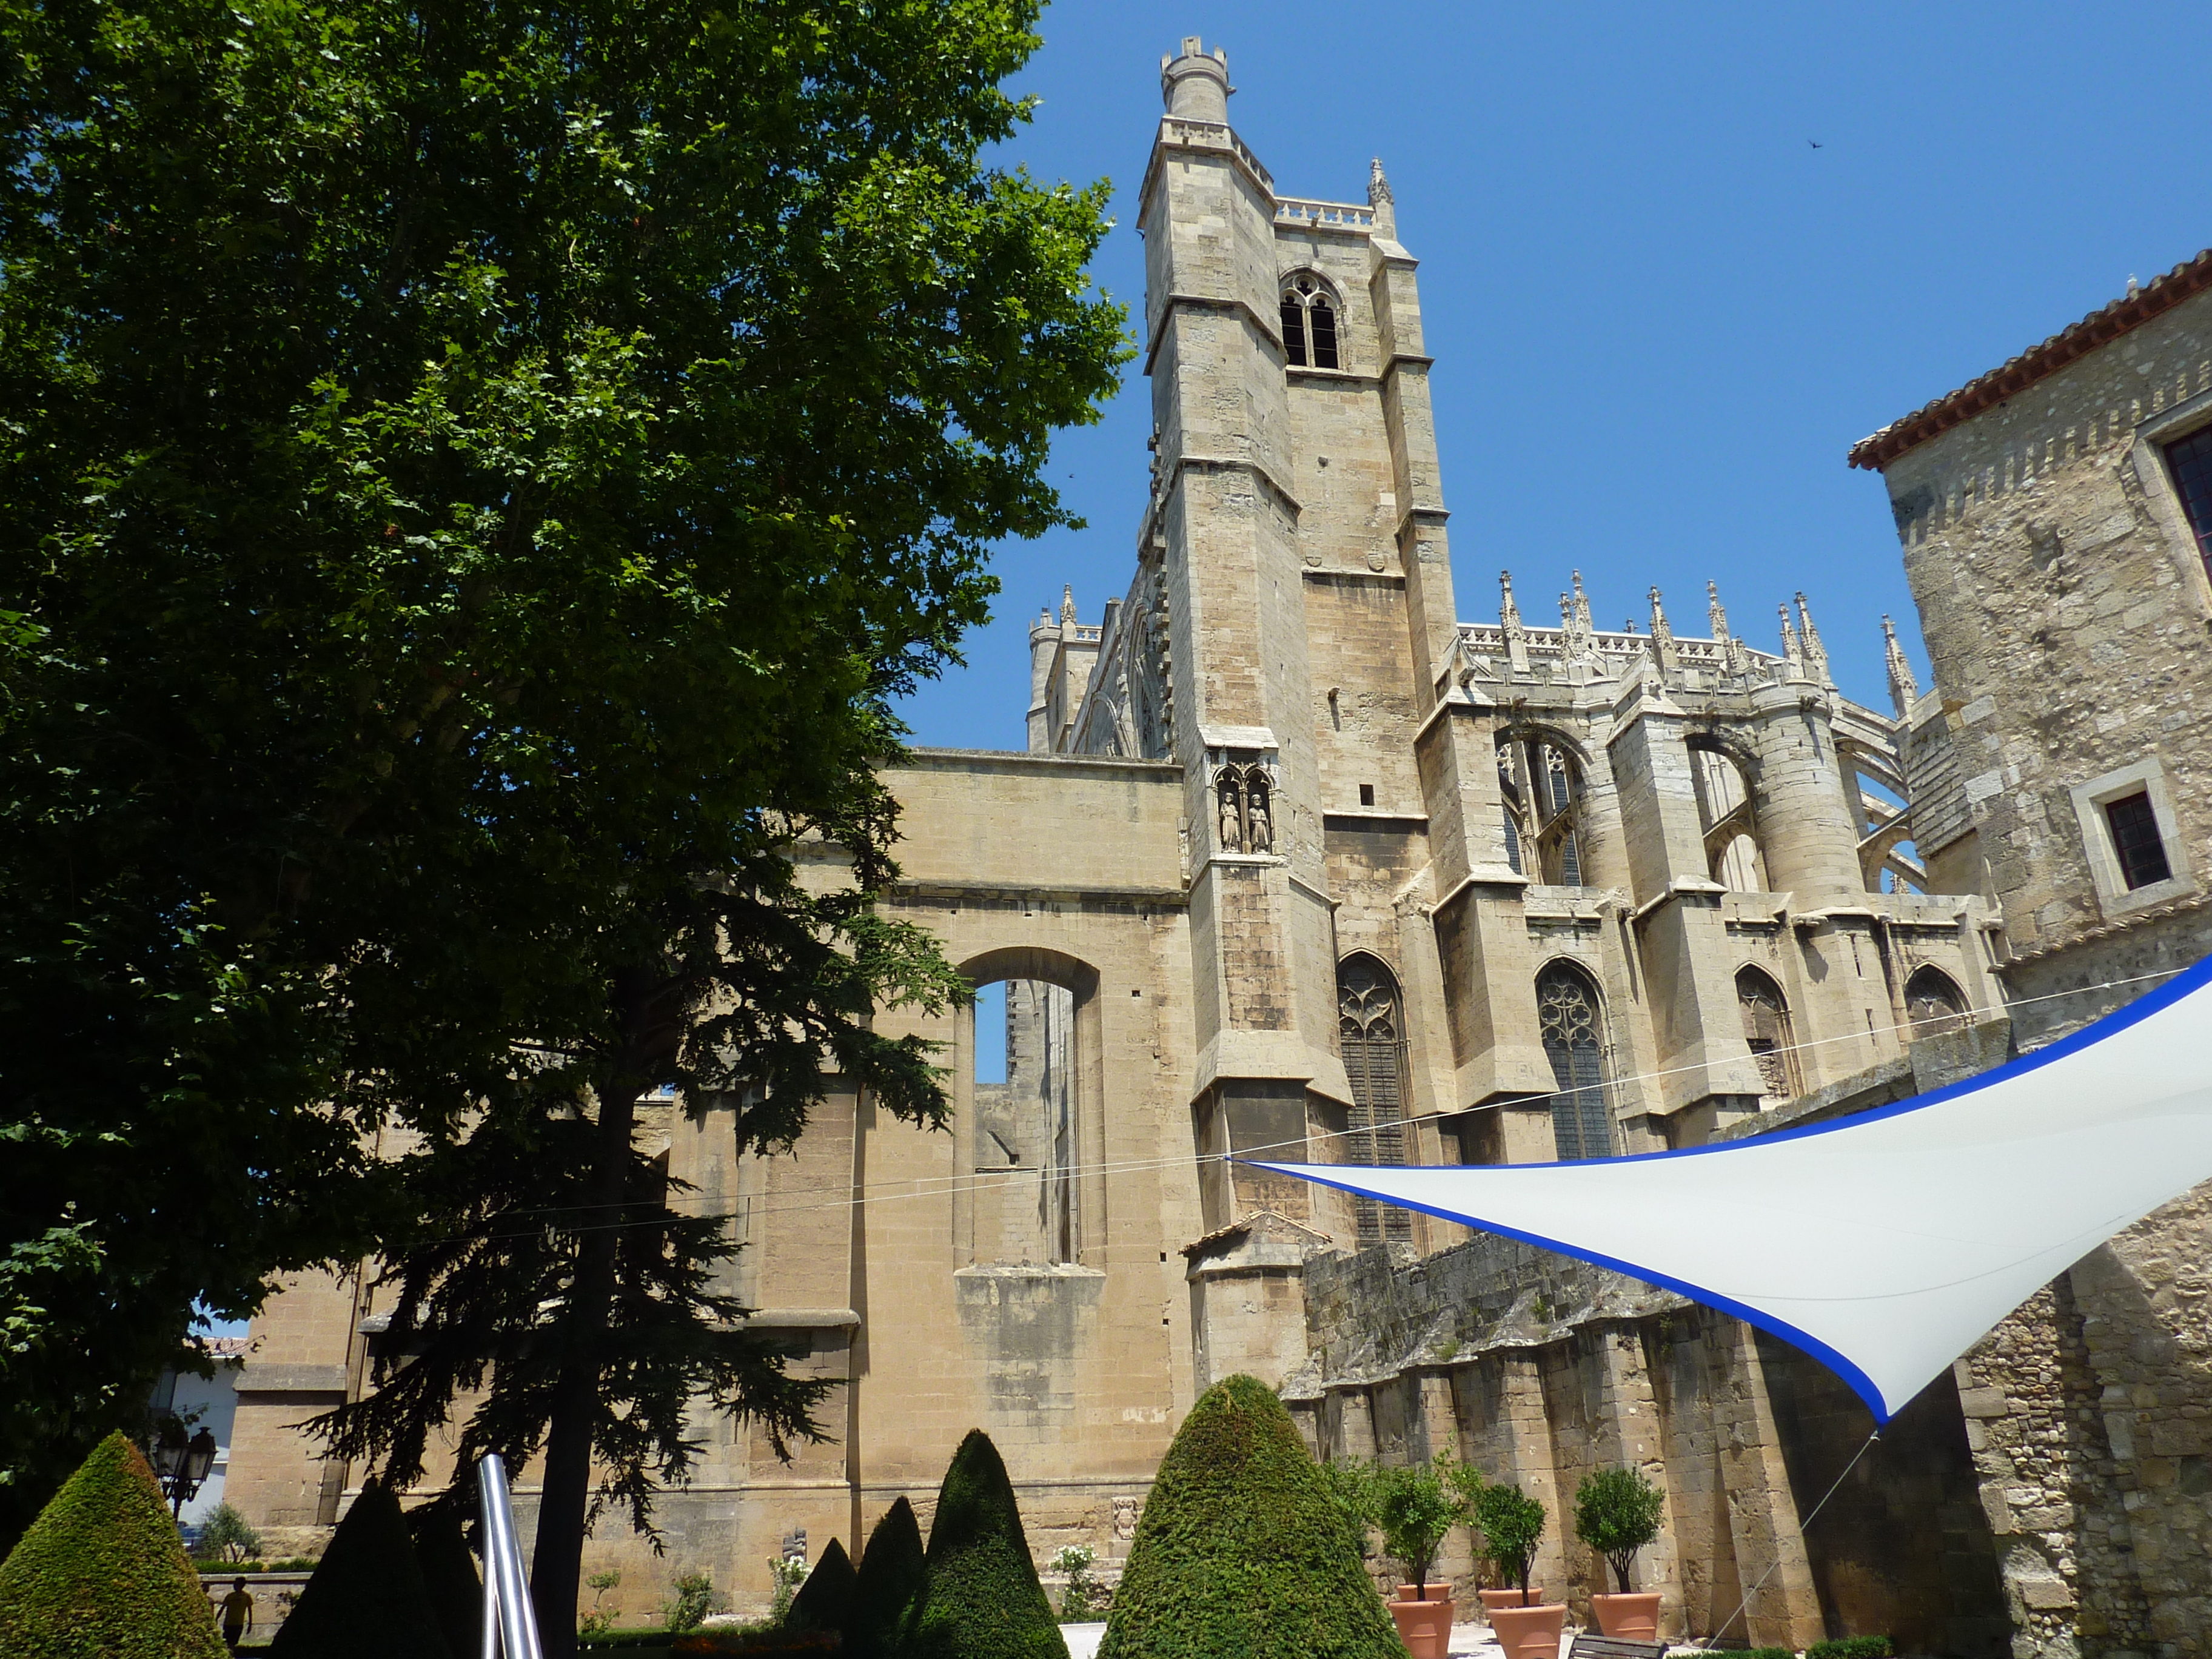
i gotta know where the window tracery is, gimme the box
[1498,731,1584,885]
[1536,962,1613,1159]
[1338,954,1410,1244]
[1279,273,1341,370]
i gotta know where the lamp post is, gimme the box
[152,1424,221,1520]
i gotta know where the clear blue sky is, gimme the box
[899,0,2211,751]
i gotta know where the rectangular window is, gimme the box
[1279,301,1307,367]
[2104,789,2173,890]
[2166,423,2212,575]
[1308,301,1339,369]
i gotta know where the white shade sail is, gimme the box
[1248,959,2212,1422]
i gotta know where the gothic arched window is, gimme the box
[1905,965,1968,1037]
[1692,742,1766,890]
[1736,965,1798,1102]
[1536,962,1612,1160]
[1279,274,1340,370]
[1338,954,1411,1245]
[1498,731,1584,886]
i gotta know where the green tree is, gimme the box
[666,1571,720,1634]
[1472,1483,1547,1601]
[850,1496,927,1659]
[904,1429,1066,1659]
[196,1501,264,1566]
[1370,1452,1480,1602]
[1572,1466,1666,1595]
[0,1431,226,1658]
[268,1479,452,1659]
[2,0,1124,1624]
[1098,1375,1400,1659]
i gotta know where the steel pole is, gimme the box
[475,1455,544,1659]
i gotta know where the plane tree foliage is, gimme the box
[0,0,1128,1629]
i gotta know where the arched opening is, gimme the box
[1213,762,1275,854]
[956,947,1103,1269]
[1535,960,1614,1160]
[1499,730,1586,886]
[1905,965,1968,1037]
[1692,741,1767,890]
[1736,965,1799,1104]
[1338,954,1412,1246]
[1279,273,1341,370]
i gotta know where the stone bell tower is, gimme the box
[1141,40,1353,1232]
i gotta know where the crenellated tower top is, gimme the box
[1159,37,1230,121]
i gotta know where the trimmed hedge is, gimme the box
[902,1430,1067,1659]
[1098,1374,1401,1659]
[1808,1640,1894,1659]
[849,1497,926,1659]
[0,1430,227,1658]
[672,1632,839,1656]
[408,1504,482,1657]
[269,1479,454,1658]
[788,1538,857,1635]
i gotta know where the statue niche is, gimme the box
[1212,761,1275,855]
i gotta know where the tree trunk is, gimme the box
[531,971,668,1658]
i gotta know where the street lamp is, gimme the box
[152,1424,220,1519]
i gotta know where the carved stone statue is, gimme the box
[1216,773,1244,852]
[1245,774,1274,853]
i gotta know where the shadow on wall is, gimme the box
[1754,1332,2009,1655]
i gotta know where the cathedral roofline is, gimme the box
[1848,246,2212,471]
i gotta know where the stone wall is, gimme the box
[1866,261,2212,1659]
[1290,1224,2011,1652]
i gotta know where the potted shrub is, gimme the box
[1471,1483,1561,1659]
[1574,1466,1667,1640]
[1370,1455,1478,1659]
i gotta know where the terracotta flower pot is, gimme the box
[1590,1590,1663,1640]
[1478,1586,1547,1612]
[1395,1583,1453,1603]
[1488,1601,1566,1659]
[1387,1593,1456,1659]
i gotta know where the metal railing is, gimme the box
[477,1455,544,1659]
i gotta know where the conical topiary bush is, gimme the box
[269,1478,454,1658]
[0,1430,227,1658]
[902,1430,1067,1659]
[849,1496,926,1659]
[1098,1374,1402,1659]
[408,1505,482,1658]
[788,1537,857,1633]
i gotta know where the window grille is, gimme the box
[1338,956,1411,1244]
[1279,275,1341,370]
[2105,790,2173,890]
[2165,424,2212,577]
[1536,963,1612,1160]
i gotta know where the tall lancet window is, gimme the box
[1498,731,1585,886]
[1280,274,1340,370]
[1537,961,1613,1160]
[1338,954,1412,1245]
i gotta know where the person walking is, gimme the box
[220,1577,255,1651]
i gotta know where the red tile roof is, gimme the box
[1848,248,2212,471]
